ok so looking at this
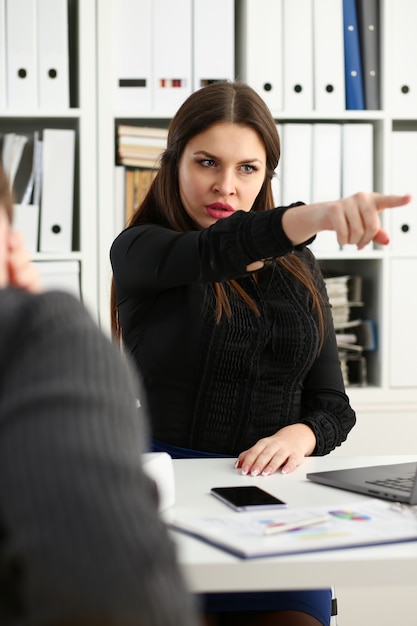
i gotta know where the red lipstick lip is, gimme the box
[206,202,234,211]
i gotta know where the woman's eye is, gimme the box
[200,159,216,167]
[241,164,256,173]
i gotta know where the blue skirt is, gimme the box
[151,439,332,625]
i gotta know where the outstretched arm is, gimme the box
[281,192,412,249]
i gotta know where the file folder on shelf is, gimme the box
[342,123,373,196]
[342,0,365,110]
[236,0,283,112]
[13,204,40,253]
[313,0,345,111]
[280,124,313,207]
[39,129,76,253]
[5,0,38,109]
[35,260,81,300]
[152,0,192,112]
[11,131,42,253]
[311,124,342,203]
[310,124,342,253]
[389,131,417,255]
[388,0,417,113]
[282,0,313,110]
[22,130,43,208]
[10,135,33,203]
[341,123,374,251]
[356,0,380,110]
[1,133,28,185]
[193,0,234,90]
[389,258,417,388]
[0,0,6,109]
[113,0,152,111]
[37,0,70,109]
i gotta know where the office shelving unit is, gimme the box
[95,0,417,453]
[0,0,98,319]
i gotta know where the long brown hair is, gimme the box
[111,81,325,344]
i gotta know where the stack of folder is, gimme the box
[1,0,70,111]
[1,128,76,254]
[388,131,417,389]
[237,0,381,112]
[324,274,375,387]
[113,0,234,113]
[276,122,373,253]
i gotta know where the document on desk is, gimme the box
[170,499,417,559]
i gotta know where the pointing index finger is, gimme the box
[375,193,412,211]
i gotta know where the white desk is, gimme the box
[166,455,417,593]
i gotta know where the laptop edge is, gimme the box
[307,462,417,505]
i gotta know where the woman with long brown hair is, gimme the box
[110,81,409,626]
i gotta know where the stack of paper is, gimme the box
[323,274,377,387]
[170,499,417,559]
[116,125,168,169]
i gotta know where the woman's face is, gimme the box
[178,122,267,229]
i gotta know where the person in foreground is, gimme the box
[0,167,200,626]
[110,81,411,626]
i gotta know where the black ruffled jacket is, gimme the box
[111,206,356,456]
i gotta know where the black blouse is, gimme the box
[111,206,356,456]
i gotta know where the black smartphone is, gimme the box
[210,486,288,511]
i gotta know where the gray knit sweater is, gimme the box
[0,288,198,626]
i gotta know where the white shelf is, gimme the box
[0,0,98,320]
[95,0,417,417]
[0,110,81,119]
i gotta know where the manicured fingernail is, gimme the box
[262,467,272,476]
[241,465,249,476]
[251,467,260,477]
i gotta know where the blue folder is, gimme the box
[343,0,365,109]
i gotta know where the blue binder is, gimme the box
[342,0,365,109]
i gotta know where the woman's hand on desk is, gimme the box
[235,424,316,477]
